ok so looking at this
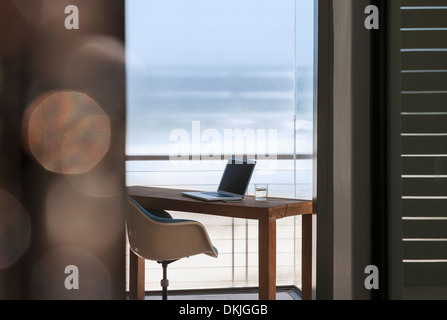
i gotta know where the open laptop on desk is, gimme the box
[182,158,256,201]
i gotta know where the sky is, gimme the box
[125,0,315,68]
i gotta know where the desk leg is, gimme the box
[258,219,276,300]
[302,214,313,300]
[129,250,145,300]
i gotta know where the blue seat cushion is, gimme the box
[129,197,190,224]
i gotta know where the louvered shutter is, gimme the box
[399,0,447,297]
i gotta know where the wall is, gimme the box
[315,0,374,299]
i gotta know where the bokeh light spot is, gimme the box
[61,115,111,175]
[45,178,124,251]
[23,91,111,174]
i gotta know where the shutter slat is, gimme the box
[403,199,447,217]
[402,93,447,113]
[402,31,447,49]
[402,51,447,70]
[403,157,447,175]
[403,178,447,196]
[402,136,447,154]
[402,73,447,92]
[403,220,447,238]
[404,262,447,286]
[402,9,447,29]
[402,115,447,133]
[402,0,447,6]
[404,242,447,260]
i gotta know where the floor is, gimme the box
[145,288,301,300]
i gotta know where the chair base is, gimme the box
[158,260,177,300]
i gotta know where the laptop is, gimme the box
[182,158,256,202]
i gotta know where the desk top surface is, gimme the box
[128,186,313,221]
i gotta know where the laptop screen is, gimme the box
[217,159,256,196]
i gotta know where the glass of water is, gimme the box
[255,184,268,201]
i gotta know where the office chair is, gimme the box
[126,196,218,300]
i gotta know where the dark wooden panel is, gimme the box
[402,9,447,28]
[402,30,447,49]
[404,262,447,286]
[403,199,447,217]
[403,157,447,175]
[402,114,447,133]
[402,136,447,154]
[402,73,447,92]
[403,220,447,238]
[402,52,447,70]
[403,178,447,196]
[404,241,447,260]
[402,93,447,113]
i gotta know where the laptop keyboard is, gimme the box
[203,192,227,197]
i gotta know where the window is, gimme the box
[125,0,315,292]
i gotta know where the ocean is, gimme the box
[125,65,314,199]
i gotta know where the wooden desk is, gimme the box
[127,186,313,300]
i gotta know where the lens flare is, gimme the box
[45,178,124,251]
[61,115,111,174]
[63,35,125,92]
[23,91,111,174]
[65,160,123,198]
[65,116,125,198]
[0,190,31,269]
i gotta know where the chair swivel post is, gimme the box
[161,261,169,300]
[159,260,176,300]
